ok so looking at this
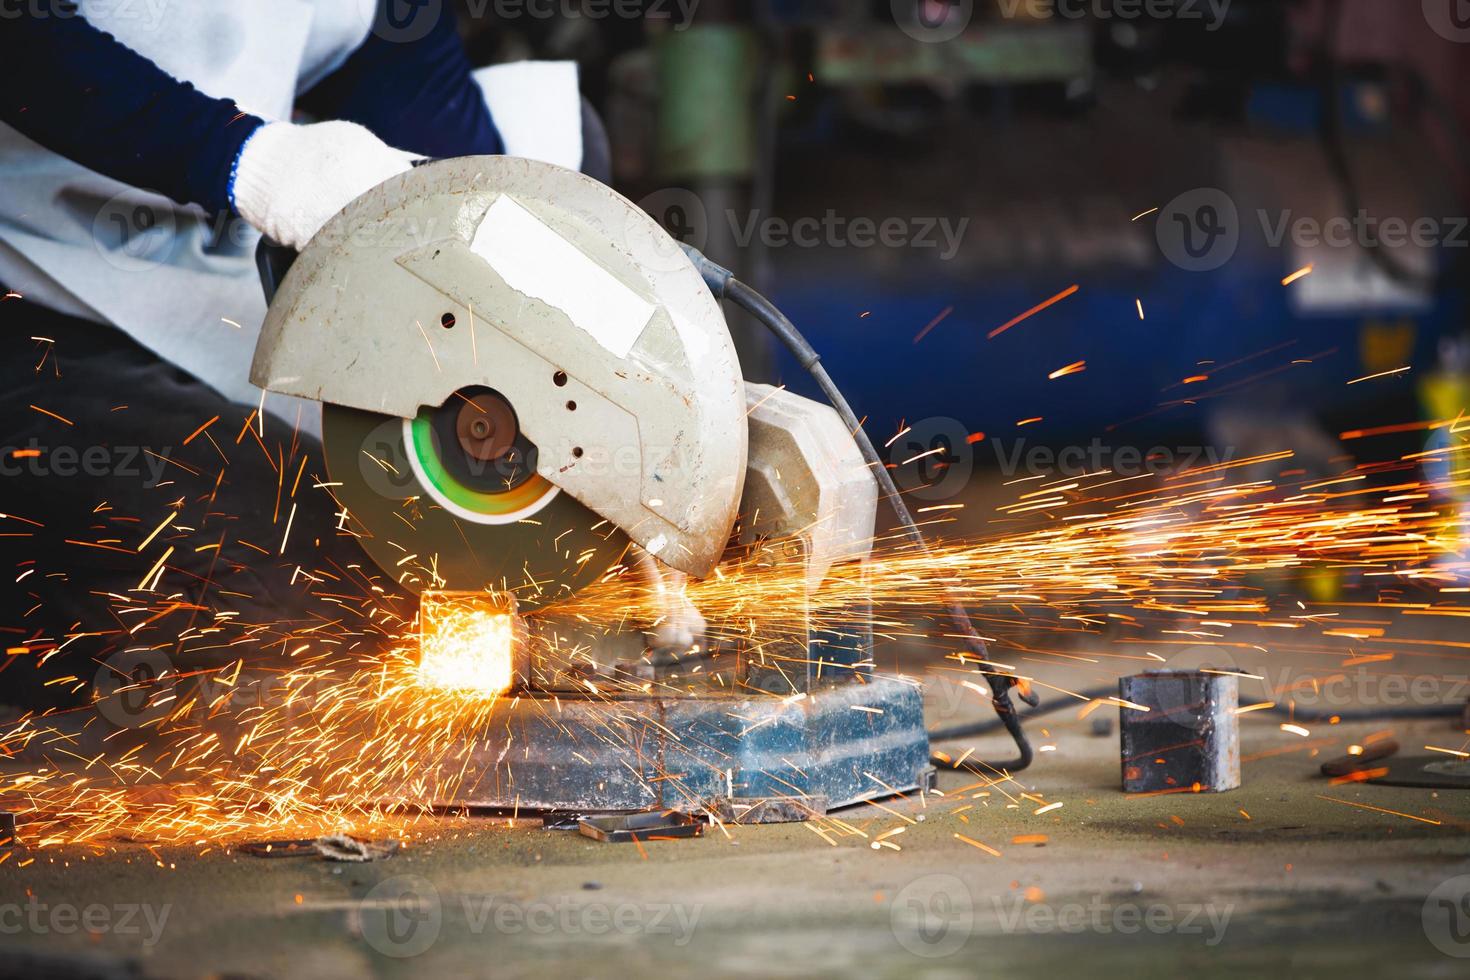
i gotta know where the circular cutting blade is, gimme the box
[323,401,628,610]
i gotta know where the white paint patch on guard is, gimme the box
[471,196,655,358]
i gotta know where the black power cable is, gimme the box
[680,244,1038,774]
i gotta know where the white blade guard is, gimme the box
[251,157,748,577]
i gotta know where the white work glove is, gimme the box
[230,121,418,249]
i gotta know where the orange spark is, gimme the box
[988,285,1079,340]
[1347,367,1410,385]
[1048,361,1086,380]
[28,404,72,426]
[1282,264,1314,286]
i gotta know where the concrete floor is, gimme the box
[2,689,1468,979]
[5,458,1470,977]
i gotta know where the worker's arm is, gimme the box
[0,9,263,216]
[0,5,509,249]
[298,2,505,160]
[0,8,427,249]
[236,4,506,246]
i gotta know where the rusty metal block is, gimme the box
[1119,671,1240,794]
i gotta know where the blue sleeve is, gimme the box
[0,9,263,216]
[299,2,504,159]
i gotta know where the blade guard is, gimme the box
[250,157,747,577]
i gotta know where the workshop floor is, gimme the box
[5,476,1470,978]
[2,681,1467,979]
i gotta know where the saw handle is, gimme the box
[256,158,440,305]
[256,239,298,305]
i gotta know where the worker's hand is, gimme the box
[230,121,418,250]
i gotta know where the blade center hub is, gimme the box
[455,392,518,462]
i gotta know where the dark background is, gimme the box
[456,0,1470,481]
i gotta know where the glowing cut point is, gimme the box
[417,591,518,698]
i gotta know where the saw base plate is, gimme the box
[397,675,932,823]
